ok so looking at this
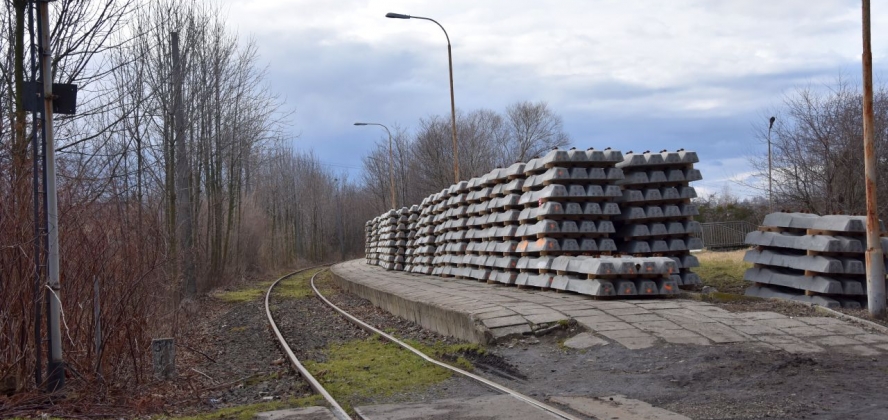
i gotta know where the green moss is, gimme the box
[170,395,323,420]
[304,337,453,412]
[215,268,324,303]
[230,326,247,332]
[402,339,483,372]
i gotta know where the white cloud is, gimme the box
[209,0,886,194]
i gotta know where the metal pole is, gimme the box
[385,127,396,209]
[386,14,459,183]
[862,0,886,317]
[446,42,459,183]
[37,0,64,390]
[768,116,775,213]
[355,122,396,209]
[28,0,42,388]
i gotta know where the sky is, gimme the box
[211,0,888,199]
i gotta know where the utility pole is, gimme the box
[862,0,886,317]
[37,0,64,391]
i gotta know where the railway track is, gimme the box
[264,266,583,420]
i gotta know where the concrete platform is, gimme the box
[333,260,888,354]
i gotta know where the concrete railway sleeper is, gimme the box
[264,266,582,420]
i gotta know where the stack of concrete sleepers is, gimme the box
[477,165,522,284]
[402,205,421,273]
[373,210,399,270]
[614,150,704,287]
[393,207,409,271]
[409,198,436,275]
[364,147,700,298]
[365,219,377,265]
[508,148,680,296]
[744,212,888,308]
[512,148,621,287]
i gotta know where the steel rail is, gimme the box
[264,266,351,420]
[309,269,582,420]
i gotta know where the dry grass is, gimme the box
[694,249,753,295]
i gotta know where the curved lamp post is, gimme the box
[386,12,460,183]
[768,116,775,213]
[354,122,397,209]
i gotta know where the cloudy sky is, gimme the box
[212,0,887,198]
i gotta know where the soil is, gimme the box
[489,331,888,419]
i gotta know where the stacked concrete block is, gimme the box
[372,210,399,270]
[613,150,704,287]
[743,212,888,308]
[364,219,377,265]
[512,148,623,287]
[480,165,524,285]
[402,205,421,273]
[409,198,436,275]
[364,147,701,299]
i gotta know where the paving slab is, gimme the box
[632,320,684,332]
[563,332,609,349]
[757,317,811,329]
[354,395,560,420]
[255,407,337,420]
[616,314,665,323]
[779,325,834,337]
[550,395,690,420]
[652,329,711,345]
[577,320,634,332]
[838,345,881,356]
[681,322,749,343]
[483,315,528,329]
[813,335,863,346]
[573,314,622,326]
[731,324,785,336]
[770,341,825,354]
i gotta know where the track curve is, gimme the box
[266,266,582,420]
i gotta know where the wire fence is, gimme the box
[692,221,757,249]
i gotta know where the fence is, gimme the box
[693,221,757,249]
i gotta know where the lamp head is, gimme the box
[386,12,411,19]
[769,116,776,129]
[354,122,368,126]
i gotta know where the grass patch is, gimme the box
[274,269,323,299]
[402,339,484,371]
[171,395,323,420]
[214,268,323,303]
[304,337,453,412]
[694,249,752,295]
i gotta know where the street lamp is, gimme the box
[768,116,776,213]
[386,12,460,183]
[354,122,397,209]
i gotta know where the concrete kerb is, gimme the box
[330,268,494,344]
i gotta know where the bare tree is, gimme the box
[748,78,888,217]
[499,100,571,164]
